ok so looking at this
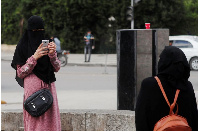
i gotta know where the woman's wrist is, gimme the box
[33,54,39,60]
[48,51,56,56]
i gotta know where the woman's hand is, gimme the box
[48,42,56,55]
[33,43,48,60]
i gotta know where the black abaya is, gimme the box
[135,46,198,131]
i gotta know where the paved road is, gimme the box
[1,61,117,91]
[1,60,117,110]
[1,60,198,110]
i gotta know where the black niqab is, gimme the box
[11,16,56,87]
[157,46,190,90]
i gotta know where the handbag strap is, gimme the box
[154,76,180,114]
[41,81,51,90]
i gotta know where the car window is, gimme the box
[172,40,193,48]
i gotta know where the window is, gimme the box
[172,40,193,48]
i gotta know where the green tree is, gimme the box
[1,0,23,44]
[183,0,198,35]
[1,0,197,53]
[1,0,131,53]
[134,0,192,35]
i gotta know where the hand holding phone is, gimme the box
[48,42,56,54]
[33,43,49,60]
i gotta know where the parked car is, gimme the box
[169,36,198,70]
[170,35,198,42]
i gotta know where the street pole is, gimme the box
[131,0,134,29]
[103,52,108,74]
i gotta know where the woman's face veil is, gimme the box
[27,16,45,54]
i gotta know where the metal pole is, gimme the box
[131,0,134,29]
[103,53,108,74]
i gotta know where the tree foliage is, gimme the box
[1,0,198,53]
[183,0,198,35]
[134,0,198,35]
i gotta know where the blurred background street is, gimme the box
[1,58,198,110]
[1,0,198,111]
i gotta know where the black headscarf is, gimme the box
[11,15,56,87]
[157,46,190,90]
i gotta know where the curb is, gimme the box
[67,63,117,67]
[1,59,12,62]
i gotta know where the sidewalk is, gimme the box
[1,44,117,67]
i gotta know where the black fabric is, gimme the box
[158,46,190,90]
[11,16,56,87]
[135,46,198,131]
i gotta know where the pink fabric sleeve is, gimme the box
[17,56,37,79]
[48,52,61,72]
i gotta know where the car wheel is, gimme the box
[190,57,198,71]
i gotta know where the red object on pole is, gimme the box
[145,23,150,29]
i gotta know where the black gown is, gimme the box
[135,75,198,131]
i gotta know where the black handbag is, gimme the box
[24,85,53,117]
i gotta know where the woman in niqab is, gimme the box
[135,46,198,131]
[11,15,61,131]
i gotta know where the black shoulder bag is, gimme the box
[24,84,53,117]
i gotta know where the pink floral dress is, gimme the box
[17,52,61,131]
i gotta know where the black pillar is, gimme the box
[117,29,169,110]
[116,30,137,111]
[152,30,158,76]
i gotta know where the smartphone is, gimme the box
[42,40,49,51]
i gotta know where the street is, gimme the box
[1,60,117,110]
[1,60,198,110]
[1,61,117,92]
